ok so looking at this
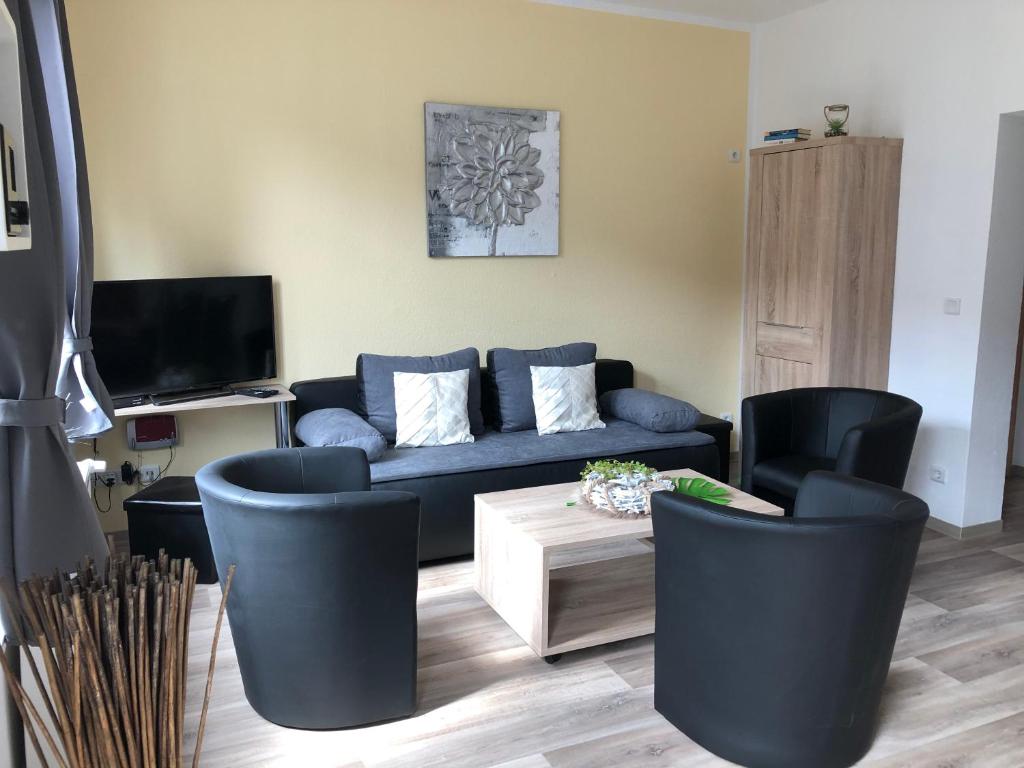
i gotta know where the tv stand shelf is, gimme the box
[113,386,295,448]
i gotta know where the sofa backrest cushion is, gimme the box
[290,358,636,443]
[485,342,597,432]
[356,347,484,441]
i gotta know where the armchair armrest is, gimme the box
[740,391,793,492]
[834,406,922,489]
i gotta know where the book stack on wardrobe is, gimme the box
[763,128,811,145]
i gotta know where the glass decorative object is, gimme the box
[824,103,850,137]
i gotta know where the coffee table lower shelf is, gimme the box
[473,508,658,659]
[547,552,655,655]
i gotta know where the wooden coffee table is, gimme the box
[473,469,784,661]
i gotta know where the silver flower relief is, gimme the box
[425,103,560,258]
[447,123,545,256]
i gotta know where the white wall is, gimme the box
[965,113,1024,525]
[749,0,1024,528]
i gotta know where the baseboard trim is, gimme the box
[926,516,1004,540]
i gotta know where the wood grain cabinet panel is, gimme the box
[743,137,902,397]
[754,355,816,393]
[755,322,821,365]
[756,148,827,329]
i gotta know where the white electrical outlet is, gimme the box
[139,464,161,484]
[929,465,947,484]
[727,149,741,163]
[719,412,733,423]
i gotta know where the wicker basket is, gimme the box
[578,470,674,518]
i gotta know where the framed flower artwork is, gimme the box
[424,102,560,257]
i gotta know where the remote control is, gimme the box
[235,387,277,399]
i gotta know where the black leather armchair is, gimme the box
[651,472,928,768]
[196,447,420,729]
[741,387,922,512]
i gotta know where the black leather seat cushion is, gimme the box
[751,455,836,498]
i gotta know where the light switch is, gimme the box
[943,298,962,315]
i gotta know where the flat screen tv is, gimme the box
[92,276,277,401]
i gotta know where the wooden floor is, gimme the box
[180,479,1024,767]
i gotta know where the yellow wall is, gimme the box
[66,0,750,531]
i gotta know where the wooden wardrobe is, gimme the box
[742,136,903,396]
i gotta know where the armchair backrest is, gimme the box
[195,446,421,728]
[214,445,371,494]
[789,388,918,460]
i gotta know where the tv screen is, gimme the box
[92,276,277,399]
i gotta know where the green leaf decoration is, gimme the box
[672,476,732,505]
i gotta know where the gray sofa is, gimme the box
[290,359,732,561]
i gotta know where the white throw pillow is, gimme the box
[393,369,475,447]
[530,362,606,436]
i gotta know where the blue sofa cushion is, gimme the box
[370,417,714,483]
[599,388,700,433]
[487,342,597,432]
[294,408,387,462]
[357,347,484,441]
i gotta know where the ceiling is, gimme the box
[536,0,831,27]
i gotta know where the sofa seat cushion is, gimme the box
[752,455,837,498]
[369,417,715,483]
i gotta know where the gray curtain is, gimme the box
[37,0,114,440]
[0,0,107,639]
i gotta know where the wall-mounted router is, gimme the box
[1,3,30,251]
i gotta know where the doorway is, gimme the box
[978,111,1024,532]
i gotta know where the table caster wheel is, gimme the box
[544,654,563,664]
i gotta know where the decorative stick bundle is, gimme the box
[0,553,235,768]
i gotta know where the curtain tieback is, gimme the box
[0,397,66,427]
[63,337,94,355]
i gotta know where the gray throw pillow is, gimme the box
[357,347,483,441]
[598,388,700,433]
[487,342,597,432]
[294,408,387,461]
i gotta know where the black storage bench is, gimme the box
[124,476,218,583]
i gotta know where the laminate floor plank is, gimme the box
[602,644,656,690]
[491,756,554,768]
[917,629,1024,683]
[868,663,1024,759]
[995,540,1024,562]
[175,477,1024,767]
[909,550,1022,592]
[891,594,1024,661]
[543,715,729,768]
[862,710,1024,767]
[914,563,1024,611]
